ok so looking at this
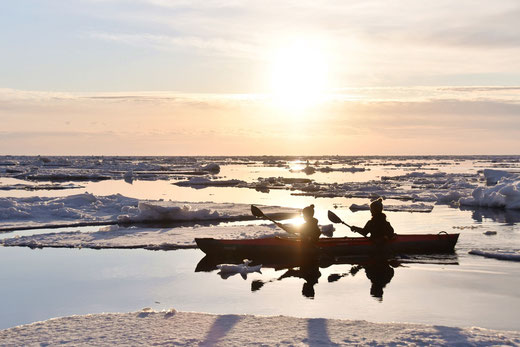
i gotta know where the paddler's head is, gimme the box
[369,198,383,216]
[302,204,315,221]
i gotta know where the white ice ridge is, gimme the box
[459,171,520,210]
[469,249,520,262]
[483,169,518,185]
[0,193,299,231]
[1,310,519,346]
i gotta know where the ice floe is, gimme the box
[0,224,284,250]
[469,249,520,262]
[1,221,335,250]
[0,193,137,231]
[0,182,83,191]
[173,176,244,188]
[217,259,262,279]
[0,193,299,231]
[459,179,520,209]
[483,169,518,185]
[1,310,519,346]
[349,202,434,213]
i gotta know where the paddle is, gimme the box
[327,210,351,227]
[251,205,297,235]
[327,210,368,238]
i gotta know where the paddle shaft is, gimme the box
[328,210,368,238]
[251,205,297,235]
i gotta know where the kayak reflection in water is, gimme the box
[328,257,397,301]
[350,198,395,241]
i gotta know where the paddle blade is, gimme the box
[327,210,343,224]
[251,205,264,218]
[327,273,344,283]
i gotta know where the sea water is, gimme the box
[0,156,519,330]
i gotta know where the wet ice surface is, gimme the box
[0,155,520,331]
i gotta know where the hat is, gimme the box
[369,198,383,214]
[302,204,315,217]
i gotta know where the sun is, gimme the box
[270,39,330,111]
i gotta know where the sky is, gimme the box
[1,0,520,155]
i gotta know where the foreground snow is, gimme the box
[1,309,518,346]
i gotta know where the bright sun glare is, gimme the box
[270,39,329,111]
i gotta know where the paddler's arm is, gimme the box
[350,224,369,237]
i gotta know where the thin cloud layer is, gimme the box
[1,88,519,155]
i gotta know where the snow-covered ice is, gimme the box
[469,249,520,262]
[1,310,519,346]
[0,224,284,250]
[0,193,137,230]
[483,169,518,185]
[0,193,299,231]
[349,202,434,213]
[460,178,520,210]
[217,259,262,279]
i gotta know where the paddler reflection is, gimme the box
[328,257,397,301]
[250,257,396,300]
[273,259,321,299]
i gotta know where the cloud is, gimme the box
[1,87,519,155]
[87,32,262,59]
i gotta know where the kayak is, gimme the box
[195,233,459,258]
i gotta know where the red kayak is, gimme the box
[195,233,459,257]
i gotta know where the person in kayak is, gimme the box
[350,198,395,240]
[299,204,321,243]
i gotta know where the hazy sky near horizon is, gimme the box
[1,1,520,155]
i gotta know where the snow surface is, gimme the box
[1,309,519,346]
